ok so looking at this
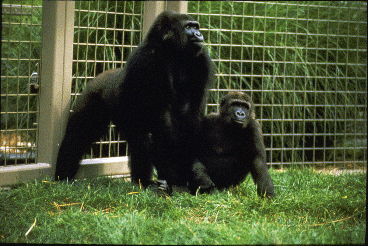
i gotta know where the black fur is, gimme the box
[193,92,275,197]
[55,11,215,190]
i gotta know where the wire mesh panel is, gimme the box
[1,1,42,166]
[1,1,366,174]
[72,1,144,159]
[188,1,367,170]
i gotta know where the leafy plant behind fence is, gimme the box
[189,1,367,165]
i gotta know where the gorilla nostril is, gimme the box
[236,110,245,118]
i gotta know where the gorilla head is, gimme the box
[220,92,256,128]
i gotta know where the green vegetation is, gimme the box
[1,3,366,242]
[189,1,367,164]
[1,1,366,164]
[1,0,42,150]
[1,169,366,244]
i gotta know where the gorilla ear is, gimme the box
[245,102,256,119]
[163,30,174,41]
[220,97,226,107]
[251,110,256,119]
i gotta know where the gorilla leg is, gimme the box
[55,94,110,181]
[127,134,154,187]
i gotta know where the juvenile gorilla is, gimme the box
[192,92,275,198]
[55,11,215,190]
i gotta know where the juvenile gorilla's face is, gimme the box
[220,92,255,128]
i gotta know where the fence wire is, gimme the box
[72,1,144,159]
[1,2,41,165]
[188,1,367,169]
[1,1,366,172]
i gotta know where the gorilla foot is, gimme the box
[189,182,216,195]
[147,180,173,196]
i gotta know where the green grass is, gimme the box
[0,169,366,244]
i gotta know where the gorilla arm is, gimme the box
[247,119,275,198]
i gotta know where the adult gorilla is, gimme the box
[192,92,275,198]
[55,11,216,191]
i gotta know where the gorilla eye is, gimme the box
[186,25,198,29]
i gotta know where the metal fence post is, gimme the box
[37,1,75,177]
[142,1,188,39]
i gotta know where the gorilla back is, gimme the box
[55,11,215,189]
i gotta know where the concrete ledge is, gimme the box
[0,157,130,186]
[76,157,130,179]
[0,163,52,186]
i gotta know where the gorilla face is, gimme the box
[220,92,255,128]
[184,21,204,46]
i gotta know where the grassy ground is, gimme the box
[0,168,366,244]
